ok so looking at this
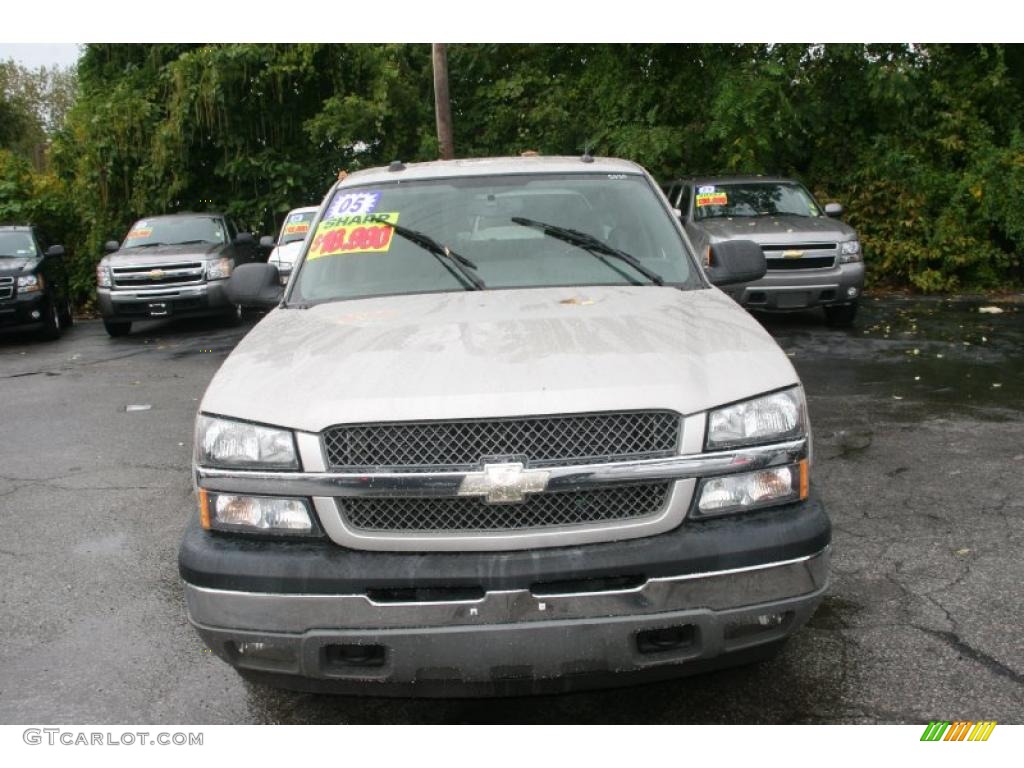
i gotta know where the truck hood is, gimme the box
[268,241,303,266]
[696,215,856,245]
[106,242,224,265]
[202,286,799,433]
[0,258,35,276]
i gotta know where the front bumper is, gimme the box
[97,280,232,320]
[725,261,865,310]
[0,291,48,330]
[180,491,830,693]
[185,547,829,694]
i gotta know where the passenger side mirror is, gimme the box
[104,240,120,254]
[259,235,275,249]
[824,202,843,218]
[706,240,767,286]
[235,232,255,246]
[45,244,65,258]
[226,263,284,308]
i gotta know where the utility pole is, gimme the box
[432,43,455,160]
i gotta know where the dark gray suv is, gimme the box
[663,176,865,325]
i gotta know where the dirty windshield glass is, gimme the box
[290,173,699,304]
[694,182,821,220]
[123,216,227,247]
[0,232,39,258]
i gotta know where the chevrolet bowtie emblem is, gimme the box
[149,269,166,279]
[458,462,550,504]
[782,249,804,259]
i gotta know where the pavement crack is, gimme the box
[915,626,1024,686]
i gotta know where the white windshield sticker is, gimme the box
[325,191,381,219]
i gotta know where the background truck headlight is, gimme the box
[706,387,806,450]
[17,274,43,293]
[839,240,862,263]
[96,263,112,288]
[207,257,233,280]
[195,415,299,469]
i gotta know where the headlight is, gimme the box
[839,240,861,263]
[17,274,43,293]
[195,415,299,469]
[706,387,806,450]
[695,461,807,517]
[96,263,112,288]
[207,257,233,280]
[199,490,316,536]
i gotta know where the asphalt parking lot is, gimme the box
[1,295,1022,724]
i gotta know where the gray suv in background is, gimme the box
[96,213,259,337]
[663,176,865,325]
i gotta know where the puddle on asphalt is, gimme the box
[758,296,1023,417]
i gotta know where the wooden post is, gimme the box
[432,43,455,160]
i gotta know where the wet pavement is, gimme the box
[0,295,1021,723]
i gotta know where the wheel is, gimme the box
[223,304,243,326]
[824,301,858,326]
[38,297,63,340]
[59,295,74,327]
[103,319,132,337]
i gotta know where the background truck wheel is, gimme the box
[824,301,858,326]
[59,296,75,327]
[39,297,63,340]
[223,304,243,326]
[103,319,132,337]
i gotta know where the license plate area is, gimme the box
[147,302,170,317]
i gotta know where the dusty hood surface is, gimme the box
[107,243,224,265]
[696,215,856,245]
[201,286,799,433]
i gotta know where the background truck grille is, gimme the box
[322,411,681,470]
[761,242,837,270]
[339,482,673,532]
[0,277,12,300]
[112,262,204,288]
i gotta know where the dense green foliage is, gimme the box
[3,43,1024,303]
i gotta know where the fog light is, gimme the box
[847,287,858,297]
[199,490,316,535]
[230,641,296,668]
[31,310,41,320]
[696,461,807,517]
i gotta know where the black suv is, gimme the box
[0,225,74,340]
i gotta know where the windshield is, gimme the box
[123,216,226,248]
[0,232,38,259]
[291,173,698,305]
[693,182,822,220]
[278,210,316,245]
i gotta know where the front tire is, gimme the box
[103,319,131,337]
[59,295,74,327]
[39,297,63,341]
[824,301,858,326]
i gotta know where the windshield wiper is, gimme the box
[173,239,217,246]
[510,217,664,286]
[126,242,169,248]
[378,221,485,290]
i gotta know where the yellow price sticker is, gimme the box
[308,213,400,260]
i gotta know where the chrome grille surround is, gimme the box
[761,242,837,271]
[322,411,681,472]
[111,262,205,288]
[0,276,13,300]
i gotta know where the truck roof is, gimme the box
[341,156,646,187]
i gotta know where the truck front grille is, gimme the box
[0,277,12,300]
[111,262,205,288]
[761,242,837,271]
[322,411,681,471]
[339,482,673,532]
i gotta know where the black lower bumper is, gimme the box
[179,495,830,595]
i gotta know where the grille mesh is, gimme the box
[340,483,672,532]
[323,411,680,470]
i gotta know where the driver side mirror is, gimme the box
[104,240,120,254]
[226,263,284,308]
[234,232,255,246]
[45,245,65,258]
[706,240,767,286]
[824,202,844,218]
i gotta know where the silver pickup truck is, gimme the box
[96,212,258,337]
[179,156,831,695]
